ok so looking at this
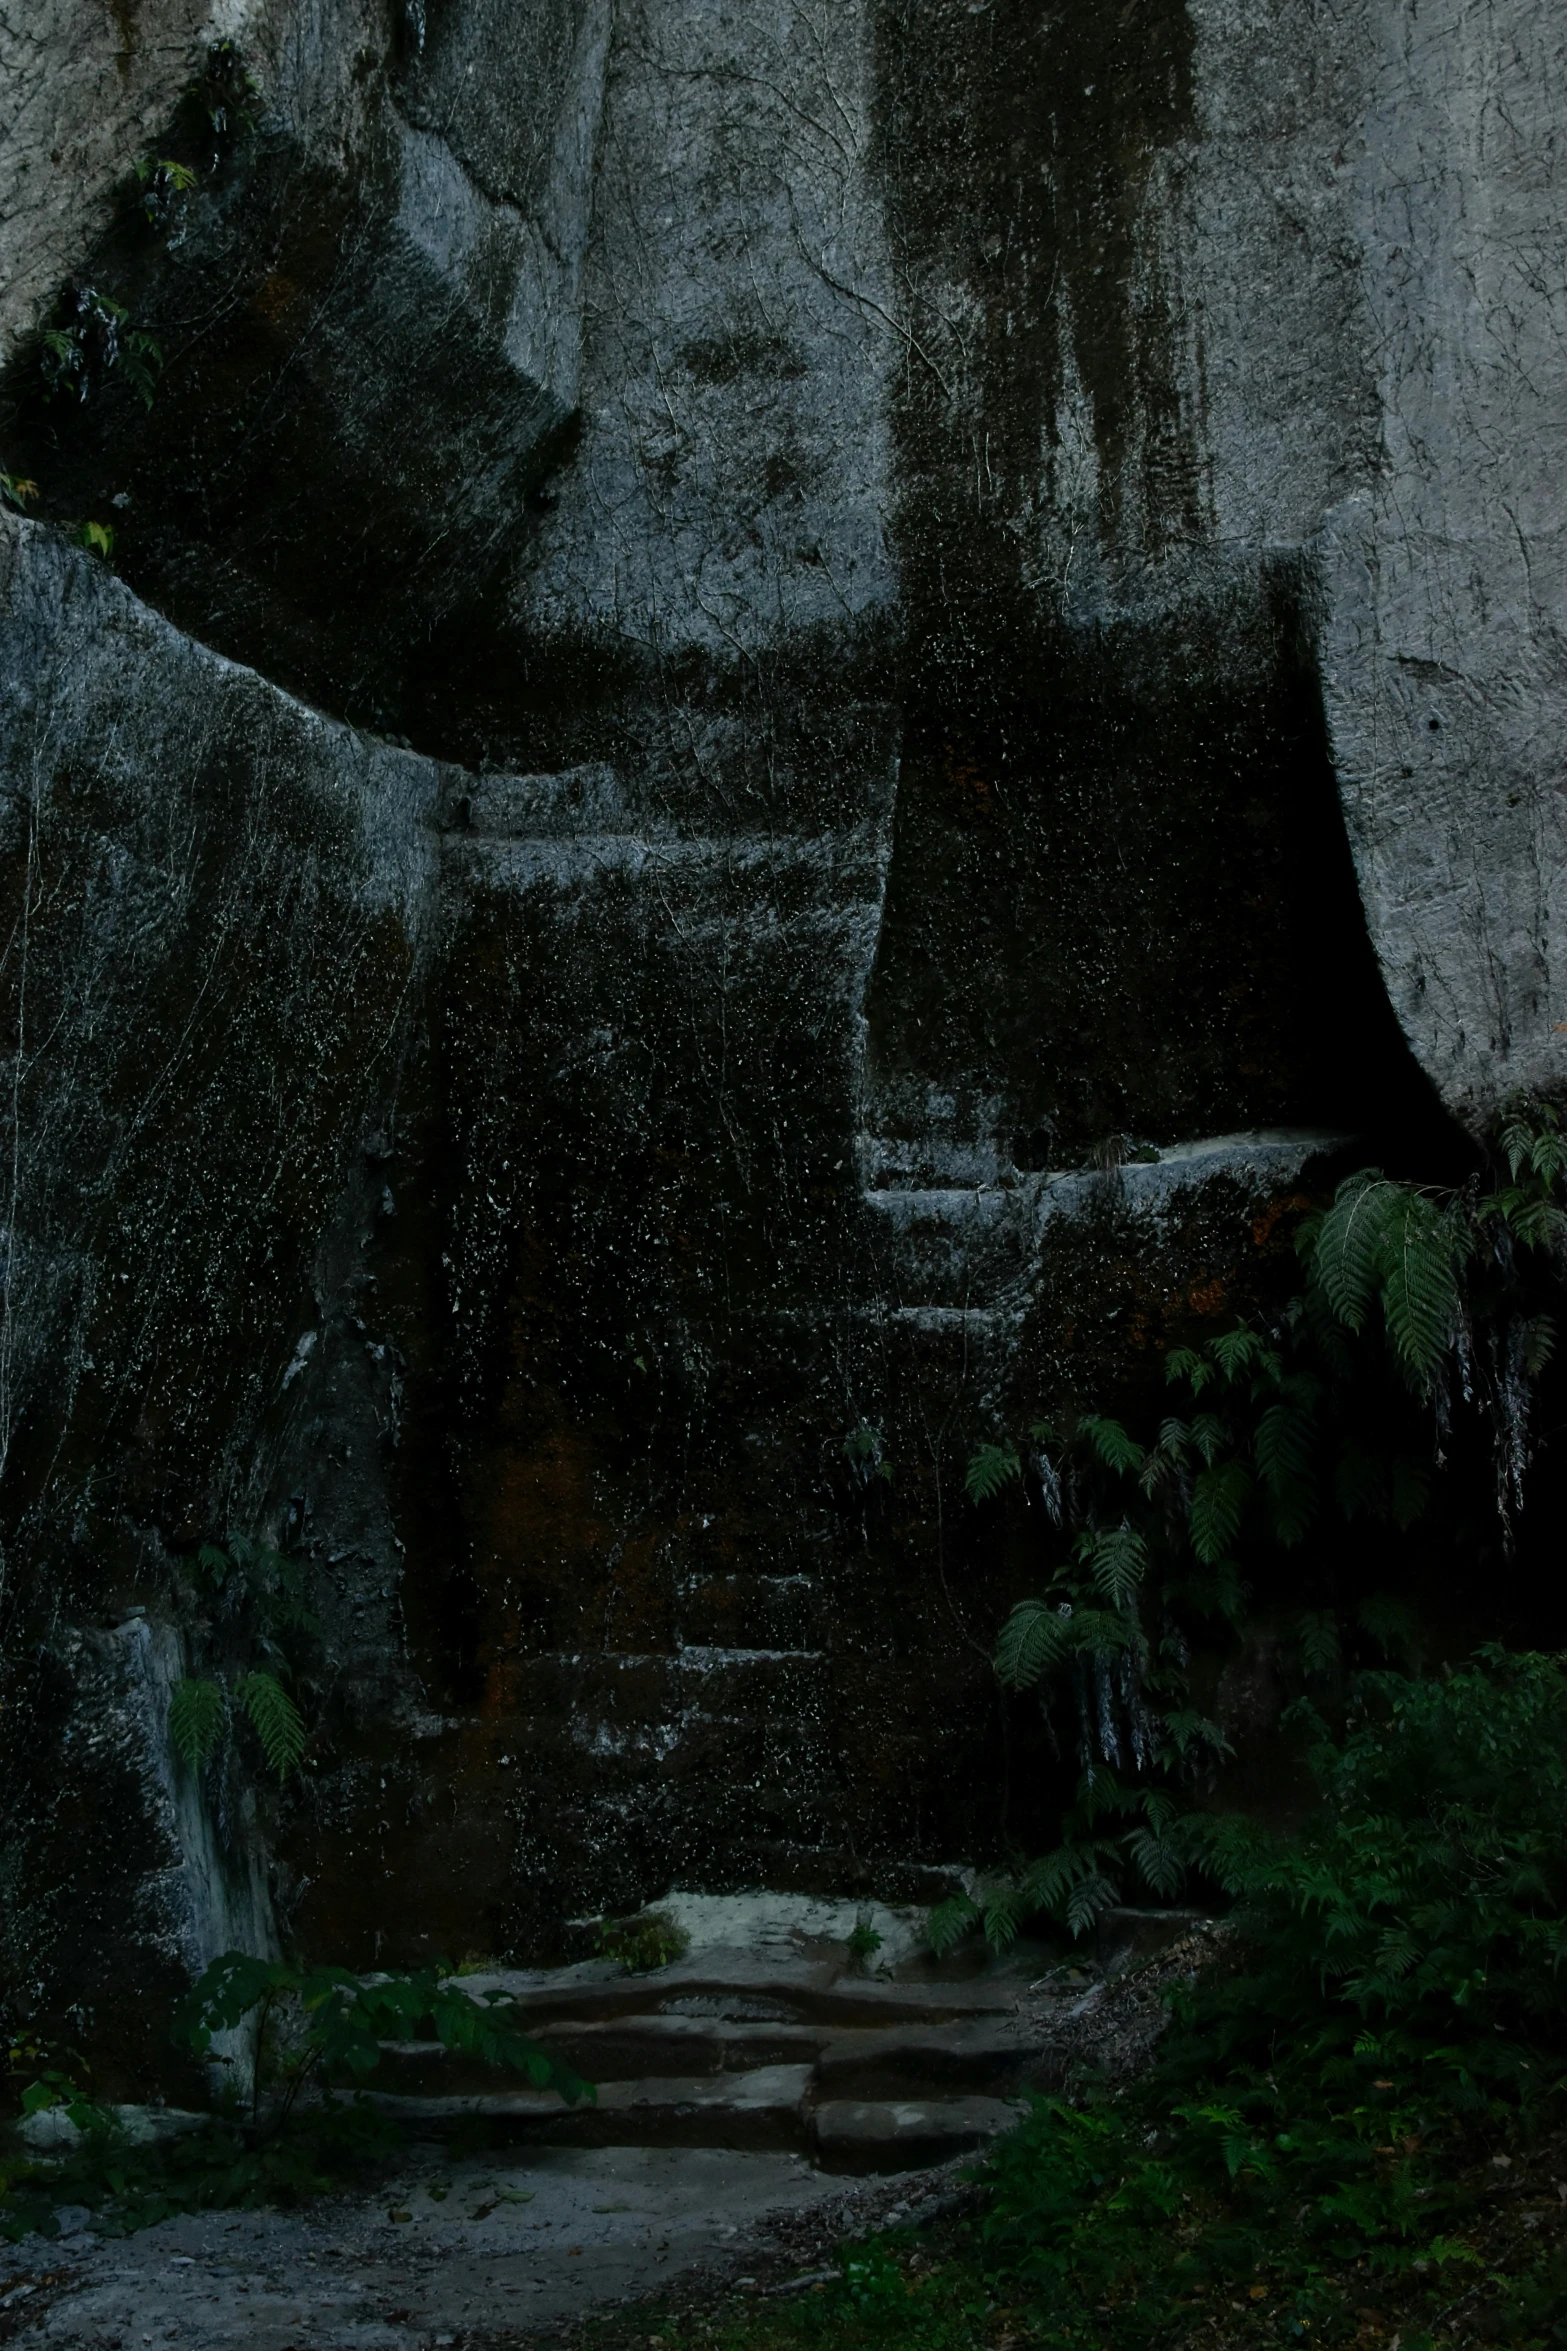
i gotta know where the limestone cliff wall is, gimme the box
[0,0,1562,2057]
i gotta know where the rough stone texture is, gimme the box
[1317,0,1567,1120]
[0,0,1562,2063]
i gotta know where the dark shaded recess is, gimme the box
[862,566,1467,1174]
[0,1640,208,2103]
[0,132,570,737]
[874,0,1200,548]
[345,870,1037,1949]
[403,602,902,824]
[867,0,1466,1177]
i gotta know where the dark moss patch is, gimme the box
[1,133,572,739]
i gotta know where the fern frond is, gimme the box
[168,1677,227,1770]
[1159,1709,1232,1763]
[1254,1400,1313,1493]
[1188,1412,1228,1467]
[926,1894,982,1955]
[1254,1401,1317,1544]
[1078,1523,1148,1609]
[1079,1415,1145,1475]
[1208,1328,1269,1382]
[1126,1823,1188,1899]
[1292,1610,1341,1678]
[1358,1592,1417,1658]
[965,1441,1022,1504]
[1388,1454,1430,1529]
[996,1598,1069,1688]
[1064,1871,1120,1937]
[1189,1459,1251,1564]
[1378,1191,1464,1386]
[980,1883,1029,1952]
[1308,1171,1399,1332]
[1063,1605,1136,1658]
[1164,1347,1211,1395]
[236,1670,307,1777]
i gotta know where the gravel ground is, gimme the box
[0,1935,1223,2349]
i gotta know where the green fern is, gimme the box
[1378,1190,1465,1385]
[1254,1400,1317,1544]
[1189,1458,1251,1564]
[1357,1591,1416,1658]
[1307,1171,1401,1331]
[965,1441,1022,1503]
[996,1598,1069,1688]
[1076,1523,1147,1608]
[168,1677,227,1770]
[236,1671,306,1777]
[1292,1609,1341,1678]
[926,1893,983,1955]
[1079,1415,1144,1475]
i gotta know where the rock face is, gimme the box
[0,0,1561,2065]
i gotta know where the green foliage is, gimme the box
[574,1667,1567,2351]
[967,1656,1567,2351]
[1181,1651,1567,2097]
[15,2069,114,2139]
[0,2091,401,2243]
[179,1950,592,2120]
[167,1676,226,1769]
[234,1671,306,1777]
[948,1108,1567,1957]
[595,1911,690,1974]
[135,155,197,227]
[843,1423,893,1483]
[0,471,38,509]
[168,1537,321,1782]
[40,288,162,409]
[1486,1100,1567,1253]
[1305,1171,1470,1389]
[74,519,115,558]
[845,1916,883,1970]
[964,1441,1021,1503]
[182,40,260,165]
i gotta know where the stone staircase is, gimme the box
[858,1126,1348,1329]
[362,1899,1083,2176]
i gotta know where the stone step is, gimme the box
[377,2013,826,2091]
[462,1949,1040,2030]
[813,2020,1047,2101]
[362,2064,816,2154]
[813,2096,1021,2173]
[356,2071,1025,2174]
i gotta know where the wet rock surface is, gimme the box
[0,0,1561,2116]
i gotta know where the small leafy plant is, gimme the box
[40,287,163,409]
[595,1912,690,1974]
[843,1423,893,1484]
[0,472,38,510]
[1,1955,592,2243]
[167,1537,319,1782]
[135,155,197,228]
[845,1915,883,1971]
[182,41,260,168]
[942,1105,1567,1953]
[180,1951,592,2127]
[968,1652,1567,2351]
